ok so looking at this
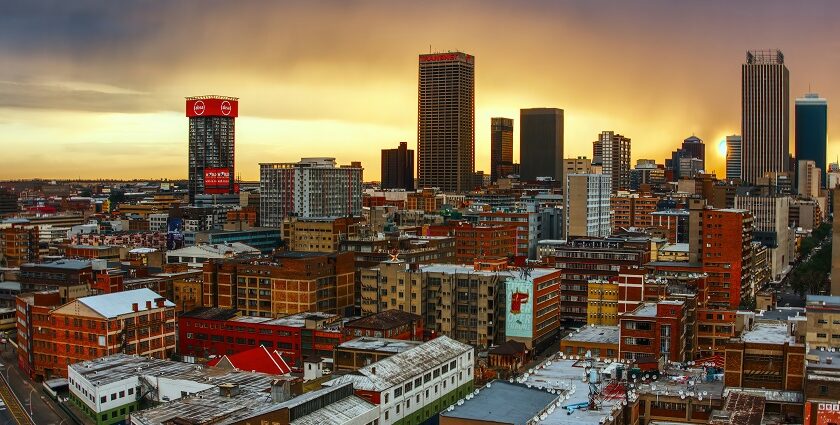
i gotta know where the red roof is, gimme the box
[207,346,292,375]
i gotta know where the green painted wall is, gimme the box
[394,380,474,425]
[70,393,139,425]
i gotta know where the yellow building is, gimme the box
[805,295,840,350]
[282,216,362,253]
[587,280,619,326]
[173,277,203,314]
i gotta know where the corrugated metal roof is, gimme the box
[78,288,174,318]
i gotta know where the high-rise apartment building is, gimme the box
[669,135,705,179]
[417,52,475,192]
[565,174,611,238]
[741,50,790,184]
[593,131,631,191]
[259,158,363,228]
[734,195,792,281]
[797,160,821,200]
[186,96,238,203]
[490,117,514,183]
[520,108,564,182]
[726,135,742,180]
[381,142,414,190]
[795,92,828,186]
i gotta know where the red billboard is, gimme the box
[204,168,231,194]
[805,402,840,425]
[186,98,238,118]
[419,53,474,64]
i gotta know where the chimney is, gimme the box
[371,366,376,375]
[218,383,240,398]
[145,301,152,309]
[270,379,290,403]
[132,303,139,312]
[828,357,833,365]
[155,298,165,308]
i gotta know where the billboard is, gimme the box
[166,217,184,250]
[505,278,533,339]
[186,98,239,117]
[805,402,840,425]
[204,168,231,194]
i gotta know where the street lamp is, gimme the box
[28,388,35,416]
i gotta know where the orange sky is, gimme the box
[1,1,839,181]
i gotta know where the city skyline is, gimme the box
[1,1,840,181]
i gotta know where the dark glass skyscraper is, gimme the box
[520,108,564,182]
[490,117,513,183]
[741,50,789,184]
[186,96,238,202]
[381,142,415,190]
[795,92,827,186]
[417,52,475,192]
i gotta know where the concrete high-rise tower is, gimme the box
[490,117,514,183]
[520,108,564,182]
[417,52,475,192]
[741,50,790,184]
[795,92,827,187]
[593,131,631,191]
[726,135,742,181]
[381,142,414,190]
[186,96,238,202]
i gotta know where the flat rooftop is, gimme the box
[627,303,658,318]
[337,337,423,354]
[419,263,557,279]
[440,380,559,425]
[740,323,793,345]
[23,259,91,270]
[562,325,619,345]
[232,312,340,328]
[344,309,421,330]
[806,348,840,371]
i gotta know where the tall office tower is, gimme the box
[797,160,821,200]
[520,108,564,182]
[593,131,631,191]
[795,92,828,186]
[668,135,705,179]
[490,117,514,182]
[417,52,475,192]
[565,174,611,238]
[726,135,742,180]
[833,187,840,295]
[381,142,414,190]
[186,96,238,203]
[259,158,363,228]
[741,50,790,184]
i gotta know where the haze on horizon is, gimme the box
[1,0,839,181]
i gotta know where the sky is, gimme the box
[1,0,839,181]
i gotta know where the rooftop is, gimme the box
[166,242,260,258]
[231,312,340,329]
[181,307,240,321]
[337,337,423,354]
[72,288,174,319]
[324,336,471,392]
[562,325,620,345]
[660,243,689,253]
[344,309,421,330]
[440,380,559,425]
[418,263,557,280]
[627,303,658,318]
[806,294,840,308]
[806,348,840,371]
[23,259,91,270]
[740,323,793,345]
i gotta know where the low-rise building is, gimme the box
[343,309,424,340]
[560,325,620,359]
[804,295,840,350]
[282,216,363,253]
[619,300,687,364]
[165,243,260,268]
[178,308,346,370]
[334,337,424,372]
[324,336,474,425]
[18,288,176,380]
[587,279,619,325]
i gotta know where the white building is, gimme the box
[260,158,363,228]
[734,195,793,280]
[325,336,474,425]
[565,173,611,238]
[165,243,259,268]
[148,213,168,232]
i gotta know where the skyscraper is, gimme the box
[520,108,564,183]
[381,142,414,190]
[668,135,705,179]
[417,52,475,192]
[726,135,742,181]
[741,50,790,184]
[593,131,631,191]
[490,117,513,182]
[795,92,827,186]
[186,96,238,203]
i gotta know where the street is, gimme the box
[0,343,72,425]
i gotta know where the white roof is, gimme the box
[167,243,259,258]
[78,288,174,318]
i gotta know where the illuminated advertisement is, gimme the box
[505,278,533,339]
[805,402,840,425]
[186,98,239,118]
[166,217,184,250]
[204,168,231,194]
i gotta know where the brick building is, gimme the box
[543,236,652,324]
[178,308,345,370]
[20,259,93,302]
[619,301,687,365]
[64,245,121,260]
[610,191,659,231]
[202,251,355,317]
[0,225,39,267]
[560,325,619,359]
[282,216,363,253]
[343,309,424,340]
[429,222,516,264]
[17,288,175,380]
